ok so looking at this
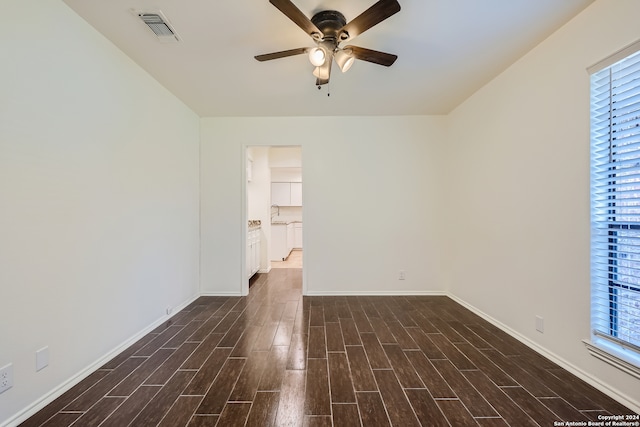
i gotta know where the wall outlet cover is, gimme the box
[535,316,544,333]
[36,347,49,371]
[0,364,13,394]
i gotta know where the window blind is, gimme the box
[591,47,640,355]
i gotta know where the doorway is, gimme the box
[244,145,303,293]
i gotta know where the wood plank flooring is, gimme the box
[21,269,635,426]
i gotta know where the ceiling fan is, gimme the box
[255,0,401,87]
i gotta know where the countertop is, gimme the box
[271,220,302,225]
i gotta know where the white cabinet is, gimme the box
[271,182,291,206]
[271,222,299,261]
[271,182,302,206]
[290,182,302,206]
[247,227,261,278]
[294,222,303,249]
[287,223,294,254]
[271,224,291,261]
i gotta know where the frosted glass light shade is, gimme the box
[308,47,326,67]
[313,66,329,79]
[335,49,354,72]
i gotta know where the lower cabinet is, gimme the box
[271,224,290,261]
[247,227,261,278]
[287,223,294,254]
[272,223,297,261]
[271,222,302,261]
[294,222,303,249]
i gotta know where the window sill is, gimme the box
[583,339,640,380]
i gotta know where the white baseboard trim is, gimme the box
[200,291,243,296]
[258,267,271,274]
[306,290,446,296]
[2,294,200,427]
[447,293,640,414]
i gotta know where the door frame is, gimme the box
[241,144,306,296]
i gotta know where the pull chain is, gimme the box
[316,83,331,97]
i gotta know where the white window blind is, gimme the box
[590,45,640,359]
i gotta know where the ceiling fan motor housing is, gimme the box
[311,10,347,42]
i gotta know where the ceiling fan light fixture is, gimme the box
[313,66,329,80]
[335,48,355,72]
[308,47,326,67]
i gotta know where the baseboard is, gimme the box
[447,293,640,414]
[2,294,200,427]
[306,290,447,296]
[200,291,243,296]
[258,266,272,274]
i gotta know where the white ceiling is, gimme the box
[62,0,594,117]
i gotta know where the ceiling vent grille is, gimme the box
[138,12,179,42]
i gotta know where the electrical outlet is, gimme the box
[535,315,544,333]
[0,364,14,394]
[166,306,173,315]
[398,270,406,280]
[36,347,49,371]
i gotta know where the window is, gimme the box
[589,42,640,373]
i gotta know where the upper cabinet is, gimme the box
[271,182,302,206]
[272,182,291,206]
[290,182,302,206]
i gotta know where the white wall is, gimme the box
[271,169,302,183]
[247,146,272,272]
[200,116,447,296]
[446,0,640,410]
[269,146,302,169]
[0,1,200,424]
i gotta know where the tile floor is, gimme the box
[20,268,635,426]
[270,249,302,269]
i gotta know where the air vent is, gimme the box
[138,12,179,43]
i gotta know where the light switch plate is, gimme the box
[36,347,49,371]
[535,316,544,333]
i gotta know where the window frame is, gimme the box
[587,39,640,377]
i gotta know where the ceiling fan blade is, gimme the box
[346,45,397,67]
[269,0,323,39]
[255,47,309,62]
[339,0,400,41]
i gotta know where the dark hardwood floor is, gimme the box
[21,269,635,426]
